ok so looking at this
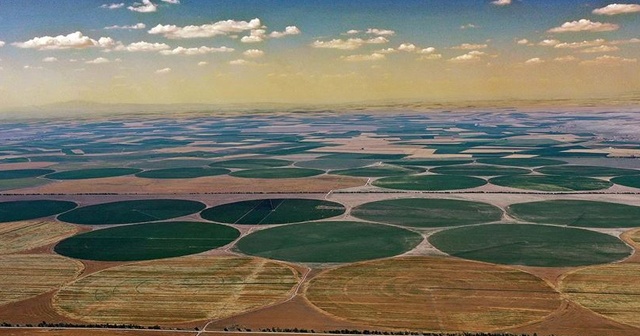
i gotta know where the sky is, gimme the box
[0,0,639,108]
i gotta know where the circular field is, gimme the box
[0,200,77,223]
[0,169,54,179]
[135,167,229,179]
[201,198,345,225]
[229,168,324,179]
[477,158,566,167]
[45,168,141,180]
[58,199,206,225]
[330,165,423,177]
[0,178,52,191]
[490,175,612,191]
[373,174,487,191]
[295,159,376,170]
[0,220,79,254]
[236,221,422,263]
[385,159,474,167]
[0,254,83,306]
[352,198,502,228]
[560,263,640,328]
[53,256,298,324]
[430,165,531,176]
[55,222,240,261]
[429,224,632,267]
[306,256,561,331]
[507,200,640,228]
[209,158,292,169]
[611,175,640,189]
[535,165,640,177]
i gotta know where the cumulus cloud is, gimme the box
[554,55,579,62]
[105,23,146,30]
[341,53,386,62]
[240,29,266,43]
[418,47,437,54]
[452,43,488,50]
[13,31,115,50]
[398,43,417,52]
[311,37,388,50]
[161,0,180,3]
[42,57,58,62]
[593,4,640,15]
[115,41,170,52]
[23,65,44,70]
[149,18,262,39]
[346,29,360,35]
[580,55,637,66]
[517,39,529,45]
[198,61,208,66]
[538,39,560,46]
[243,49,264,58]
[460,23,478,30]
[554,39,605,49]
[229,59,251,65]
[0,41,5,47]
[155,67,171,74]
[449,50,487,62]
[366,28,395,36]
[375,48,397,54]
[269,26,301,38]
[160,46,234,55]
[548,19,619,33]
[418,53,442,60]
[492,0,511,6]
[86,57,111,64]
[524,57,544,65]
[610,38,640,45]
[101,3,124,9]
[580,45,620,53]
[128,0,157,13]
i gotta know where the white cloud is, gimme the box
[538,39,560,47]
[554,39,605,49]
[452,43,488,50]
[398,43,417,52]
[580,45,620,53]
[240,29,266,43]
[460,23,478,30]
[161,0,180,3]
[86,57,110,64]
[580,55,637,66]
[311,37,388,50]
[524,57,544,65]
[243,49,264,58]
[492,0,511,6]
[554,55,579,62]
[418,47,437,54]
[366,28,395,36]
[23,65,44,70]
[101,3,124,9]
[341,53,386,62]
[105,23,146,30]
[609,38,640,45]
[13,31,114,50]
[346,30,360,35]
[229,59,251,65]
[418,53,443,60]
[42,57,58,62]
[269,26,301,38]
[449,50,487,62]
[160,46,234,55]
[116,41,170,52]
[198,61,208,66]
[155,67,171,74]
[548,19,619,33]
[149,18,262,39]
[375,48,397,54]
[0,41,5,47]
[128,0,157,13]
[593,4,640,16]
[517,39,529,45]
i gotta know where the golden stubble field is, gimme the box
[305,256,562,332]
[53,256,300,324]
[0,221,79,255]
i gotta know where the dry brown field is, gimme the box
[0,221,79,255]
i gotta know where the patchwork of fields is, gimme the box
[1,111,640,335]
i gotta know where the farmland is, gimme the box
[0,111,640,335]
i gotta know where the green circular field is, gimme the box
[0,178,52,191]
[0,169,55,180]
[54,222,240,261]
[58,199,206,225]
[0,200,77,223]
[611,175,640,189]
[330,165,423,177]
[209,158,292,169]
[373,174,486,191]
[535,165,639,177]
[429,224,631,267]
[490,175,612,191]
[235,221,422,263]
[201,199,345,225]
[229,168,324,179]
[507,200,640,228]
[352,198,502,228]
[46,168,141,180]
[136,167,230,179]
[430,165,530,176]
[385,159,473,167]
[477,158,566,167]
[295,159,377,170]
